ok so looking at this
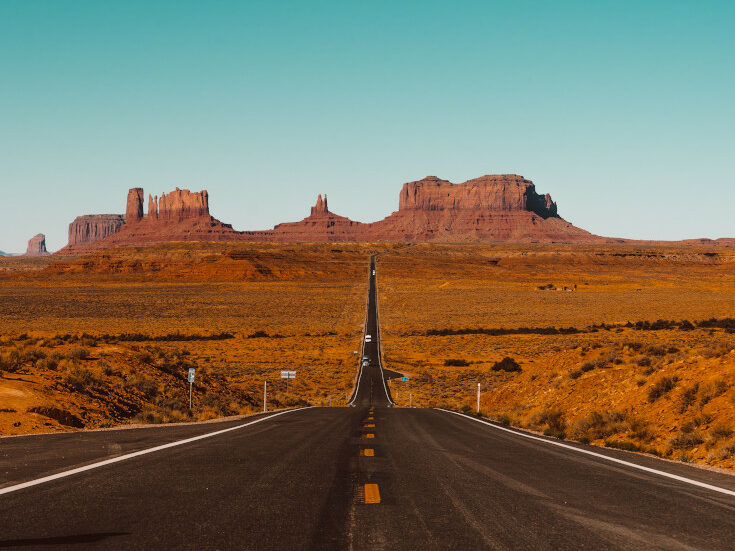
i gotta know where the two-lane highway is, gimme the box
[348,256,394,408]
[1,258,735,549]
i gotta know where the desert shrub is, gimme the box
[491,357,521,372]
[497,414,511,426]
[131,375,158,399]
[0,349,22,373]
[636,356,652,367]
[669,429,704,449]
[708,439,735,461]
[636,378,646,387]
[571,411,627,441]
[569,369,583,380]
[678,383,699,413]
[606,352,623,365]
[100,362,115,376]
[460,404,472,414]
[21,347,46,363]
[624,341,643,351]
[699,378,729,407]
[63,366,99,392]
[628,418,654,442]
[702,342,734,358]
[533,409,566,438]
[604,440,641,452]
[69,347,90,360]
[648,375,678,402]
[647,345,667,356]
[444,359,470,367]
[581,361,595,373]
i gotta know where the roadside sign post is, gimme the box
[187,368,195,410]
[476,382,481,414]
[264,380,267,412]
[280,370,296,391]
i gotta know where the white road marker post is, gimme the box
[188,368,196,411]
[263,380,267,413]
[476,382,481,414]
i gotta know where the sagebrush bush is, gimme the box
[63,366,99,392]
[669,429,704,449]
[69,347,90,360]
[648,376,678,402]
[491,357,521,372]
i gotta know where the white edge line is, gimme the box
[0,407,311,496]
[436,408,735,498]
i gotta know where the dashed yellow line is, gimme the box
[364,423,375,428]
[363,433,375,439]
[361,448,374,457]
[364,483,381,504]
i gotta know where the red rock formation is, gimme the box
[57,175,607,253]
[311,194,328,216]
[148,194,158,219]
[157,188,209,220]
[25,234,50,256]
[126,188,144,223]
[65,214,125,250]
[398,175,557,218]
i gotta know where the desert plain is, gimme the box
[1,242,735,470]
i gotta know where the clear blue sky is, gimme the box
[1,1,733,252]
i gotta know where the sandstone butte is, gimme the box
[56,174,631,254]
[25,233,50,256]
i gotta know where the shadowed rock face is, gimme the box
[25,233,50,256]
[67,215,126,248]
[126,188,144,223]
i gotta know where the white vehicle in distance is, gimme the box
[365,334,372,342]
[372,269,376,275]
[362,359,369,367]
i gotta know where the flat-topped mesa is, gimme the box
[155,188,209,220]
[399,174,558,219]
[67,214,126,248]
[310,194,329,216]
[126,188,144,223]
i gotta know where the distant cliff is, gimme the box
[25,234,50,256]
[57,175,604,253]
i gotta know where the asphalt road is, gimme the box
[348,256,395,408]
[1,258,734,549]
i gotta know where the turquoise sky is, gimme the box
[1,1,733,252]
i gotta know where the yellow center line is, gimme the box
[363,433,375,439]
[362,448,375,457]
[364,423,375,428]
[364,483,381,504]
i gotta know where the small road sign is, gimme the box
[401,376,409,382]
[280,370,296,391]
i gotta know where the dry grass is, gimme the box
[0,242,384,434]
[378,243,735,469]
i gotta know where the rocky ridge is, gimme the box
[57,175,605,252]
